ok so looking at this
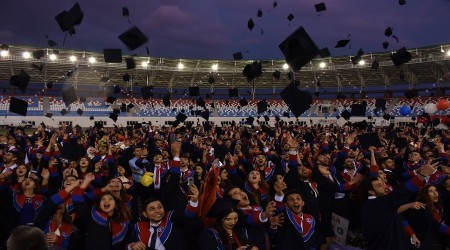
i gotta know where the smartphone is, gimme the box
[431,157,448,166]
[187,177,194,187]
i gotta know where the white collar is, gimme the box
[368,195,377,200]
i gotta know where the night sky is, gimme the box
[1,0,450,60]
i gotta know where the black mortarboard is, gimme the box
[239,98,248,107]
[247,18,255,31]
[242,61,262,82]
[114,85,121,94]
[283,111,290,118]
[118,26,148,51]
[103,49,122,63]
[106,96,117,104]
[46,81,54,89]
[62,86,78,106]
[264,115,270,122]
[233,52,243,60]
[176,113,188,123]
[383,114,393,120]
[404,89,418,99]
[55,3,84,33]
[287,13,294,21]
[201,110,210,121]
[335,39,350,48]
[194,110,202,116]
[371,59,380,70]
[351,104,366,116]
[89,116,94,120]
[10,69,30,93]
[375,98,386,109]
[33,50,45,59]
[122,7,129,17]
[391,47,411,67]
[141,86,153,100]
[45,113,53,118]
[399,0,406,5]
[76,108,83,116]
[60,109,68,115]
[196,97,206,108]
[109,113,118,122]
[382,41,389,50]
[319,47,331,58]
[279,26,319,72]
[125,58,136,70]
[341,110,351,120]
[229,88,238,97]
[257,99,268,114]
[47,39,57,47]
[245,116,254,125]
[204,122,212,131]
[384,27,393,37]
[275,116,281,122]
[272,70,281,80]
[163,95,171,107]
[189,86,200,96]
[358,133,382,149]
[113,108,120,114]
[208,75,215,84]
[257,9,263,17]
[314,2,326,12]
[9,97,28,116]
[127,103,134,111]
[280,83,312,117]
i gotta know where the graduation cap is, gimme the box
[208,75,215,84]
[384,27,393,37]
[62,86,78,106]
[176,113,188,123]
[287,13,294,22]
[9,97,28,116]
[383,113,393,120]
[103,49,122,63]
[351,104,366,116]
[399,0,406,5]
[283,111,290,118]
[247,18,255,31]
[404,89,418,99]
[279,26,319,72]
[341,110,351,120]
[89,116,94,120]
[196,97,206,108]
[204,122,213,131]
[109,113,118,122]
[163,95,171,107]
[358,133,382,149]
[371,59,380,70]
[113,85,121,94]
[60,109,68,115]
[257,9,263,17]
[280,83,312,117]
[335,39,350,48]
[47,39,57,47]
[113,108,120,114]
[45,113,53,118]
[141,86,153,100]
[233,52,243,60]
[382,41,389,50]
[194,110,202,116]
[391,47,411,67]
[257,99,268,114]
[76,108,83,116]
[55,2,84,33]
[189,86,200,96]
[263,115,270,122]
[375,98,387,110]
[272,70,281,80]
[125,58,136,70]
[106,96,117,104]
[239,98,248,107]
[118,26,148,51]
[242,61,262,82]
[245,116,255,125]
[127,103,134,111]
[10,69,30,93]
[46,81,54,89]
[122,7,129,17]
[314,2,326,12]
[201,110,210,121]
[319,47,331,58]
[229,88,238,97]
[33,50,45,59]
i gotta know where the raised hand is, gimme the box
[269,213,284,228]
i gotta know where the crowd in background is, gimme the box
[0,120,450,250]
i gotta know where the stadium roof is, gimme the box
[0,44,449,91]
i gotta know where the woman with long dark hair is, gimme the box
[404,185,450,250]
[199,199,258,250]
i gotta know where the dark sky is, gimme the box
[1,0,450,60]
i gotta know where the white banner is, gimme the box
[331,213,349,246]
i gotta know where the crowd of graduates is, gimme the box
[0,120,450,250]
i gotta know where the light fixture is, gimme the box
[69,55,77,62]
[358,60,365,65]
[0,44,8,57]
[447,50,450,57]
[141,61,149,67]
[88,57,96,63]
[319,62,326,68]
[49,54,57,60]
[178,62,184,69]
[282,63,289,70]
[22,52,31,59]
[211,64,218,71]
